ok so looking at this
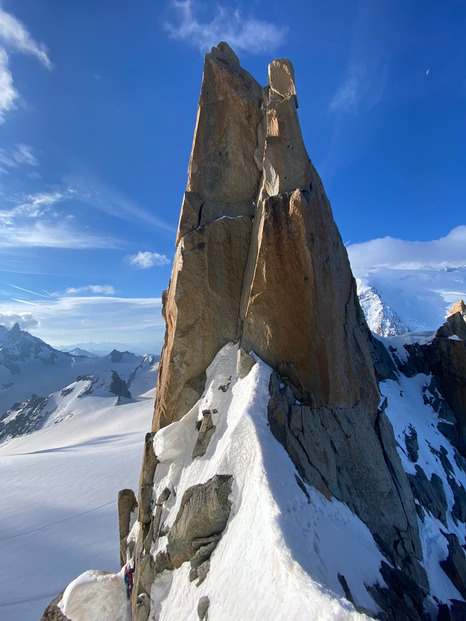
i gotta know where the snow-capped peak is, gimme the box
[356,279,410,337]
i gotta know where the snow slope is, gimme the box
[59,341,466,621]
[0,379,155,620]
[352,266,466,336]
[0,323,157,417]
[1,332,464,620]
[61,344,389,620]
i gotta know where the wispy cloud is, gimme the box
[68,173,175,233]
[0,47,16,121]
[8,283,51,298]
[0,220,119,249]
[0,295,164,347]
[329,75,360,113]
[0,189,120,249]
[12,143,38,166]
[0,143,39,173]
[348,226,466,275]
[66,285,116,295]
[329,62,387,114]
[0,3,51,68]
[165,0,287,54]
[0,2,51,122]
[0,310,39,329]
[0,190,65,225]
[126,251,171,269]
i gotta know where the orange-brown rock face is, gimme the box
[149,43,426,589]
[241,182,378,410]
[152,43,262,431]
[154,216,252,429]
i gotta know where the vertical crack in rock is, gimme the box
[152,42,263,431]
[136,42,431,619]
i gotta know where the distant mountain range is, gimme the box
[0,322,158,441]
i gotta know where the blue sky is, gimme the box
[0,0,465,352]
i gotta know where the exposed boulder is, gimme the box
[197,595,210,620]
[440,533,466,598]
[399,305,466,457]
[437,300,466,341]
[167,474,233,568]
[118,488,137,566]
[137,432,158,524]
[236,347,256,379]
[407,465,448,525]
[41,592,70,621]
[192,409,216,459]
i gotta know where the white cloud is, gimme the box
[0,3,51,68]
[0,189,120,249]
[347,226,466,276]
[0,3,51,123]
[68,173,176,233]
[0,143,38,171]
[127,251,171,269]
[0,295,164,347]
[0,191,64,224]
[0,47,17,121]
[66,285,116,295]
[0,310,39,329]
[329,62,387,114]
[12,143,38,166]
[329,75,359,112]
[165,0,287,54]
[0,220,119,249]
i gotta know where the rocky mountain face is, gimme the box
[130,44,421,620]
[0,323,157,423]
[43,44,465,621]
[391,301,466,458]
[0,369,132,443]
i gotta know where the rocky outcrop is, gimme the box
[152,42,263,431]
[129,43,437,619]
[437,300,466,341]
[41,592,70,621]
[267,372,424,584]
[440,533,466,598]
[397,300,466,457]
[118,488,137,566]
[167,474,233,575]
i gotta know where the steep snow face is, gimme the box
[380,340,466,609]
[0,373,155,621]
[357,280,409,336]
[127,354,159,398]
[112,343,384,621]
[0,323,157,417]
[352,267,466,334]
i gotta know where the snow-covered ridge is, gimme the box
[57,338,466,621]
[61,343,384,620]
